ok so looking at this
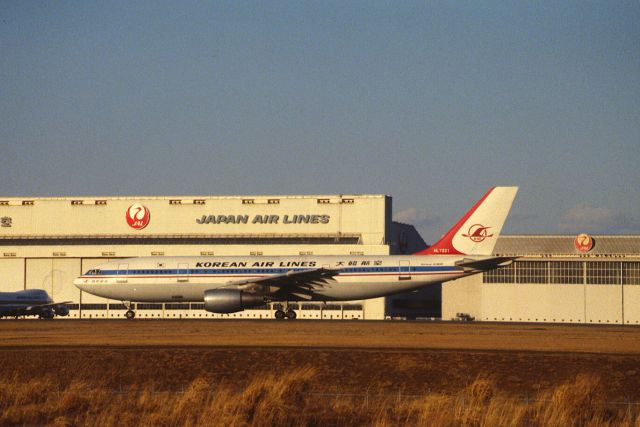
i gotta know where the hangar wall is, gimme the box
[443,236,640,325]
[0,194,425,320]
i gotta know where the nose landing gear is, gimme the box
[123,301,136,320]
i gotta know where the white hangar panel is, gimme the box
[25,258,81,302]
[25,259,53,292]
[51,258,82,304]
[0,258,24,291]
[623,286,640,325]
[480,283,585,323]
[0,195,388,243]
[585,285,622,324]
[441,275,481,319]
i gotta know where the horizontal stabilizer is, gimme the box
[455,257,517,271]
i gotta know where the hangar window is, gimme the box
[191,303,205,310]
[317,198,330,204]
[550,261,583,284]
[341,198,354,204]
[71,200,83,205]
[95,200,107,205]
[516,261,548,284]
[169,199,182,205]
[22,200,34,205]
[193,199,205,205]
[483,263,515,283]
[109,304,126,310]
[165,304,189,310]
[138,304,163,310]
[242,199,254,204]
[0,201,8,205]
[587,261,621,285]
[81,304,108,310]
[268,199,280,204]
[623,262,640,285]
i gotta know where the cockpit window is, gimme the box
[86,269,102,275]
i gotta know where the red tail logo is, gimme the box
[461,224,493,242]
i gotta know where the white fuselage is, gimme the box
[74,255,478,303]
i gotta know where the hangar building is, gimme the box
[443,235,640,325]
[0,194,424,320]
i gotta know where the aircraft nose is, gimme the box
[73,277,86,290]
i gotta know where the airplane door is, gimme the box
[117,264,128,283]
[177,263,189,282]
[399,261,411,281]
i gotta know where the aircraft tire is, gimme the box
[285,310,297,320]
[40,310,55,320]
[274,310,286,320]
[125,310,136,320]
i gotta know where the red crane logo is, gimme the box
[126,204,150,230]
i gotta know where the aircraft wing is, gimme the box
[455,257,517,271]
[223,268,340,300]
[29,301,72,309]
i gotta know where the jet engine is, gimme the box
[54,305,70,316]
[204,289,265,313]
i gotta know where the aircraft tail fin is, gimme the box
[415,187,518,256]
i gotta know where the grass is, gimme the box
[1,368,638,427]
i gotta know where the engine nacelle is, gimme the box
[204,289,265,313]
[54,305,70,316]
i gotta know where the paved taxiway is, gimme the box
[1,319,639,353]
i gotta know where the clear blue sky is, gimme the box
[1,1,638,242]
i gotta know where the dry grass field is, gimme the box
[1,320,640,426]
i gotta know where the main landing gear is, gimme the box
[274,303,297,320]
[123,301,136,320]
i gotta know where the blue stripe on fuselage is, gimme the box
[86,266,458,277]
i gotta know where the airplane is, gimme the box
[74,186,518,320]
[0,289,71,319]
